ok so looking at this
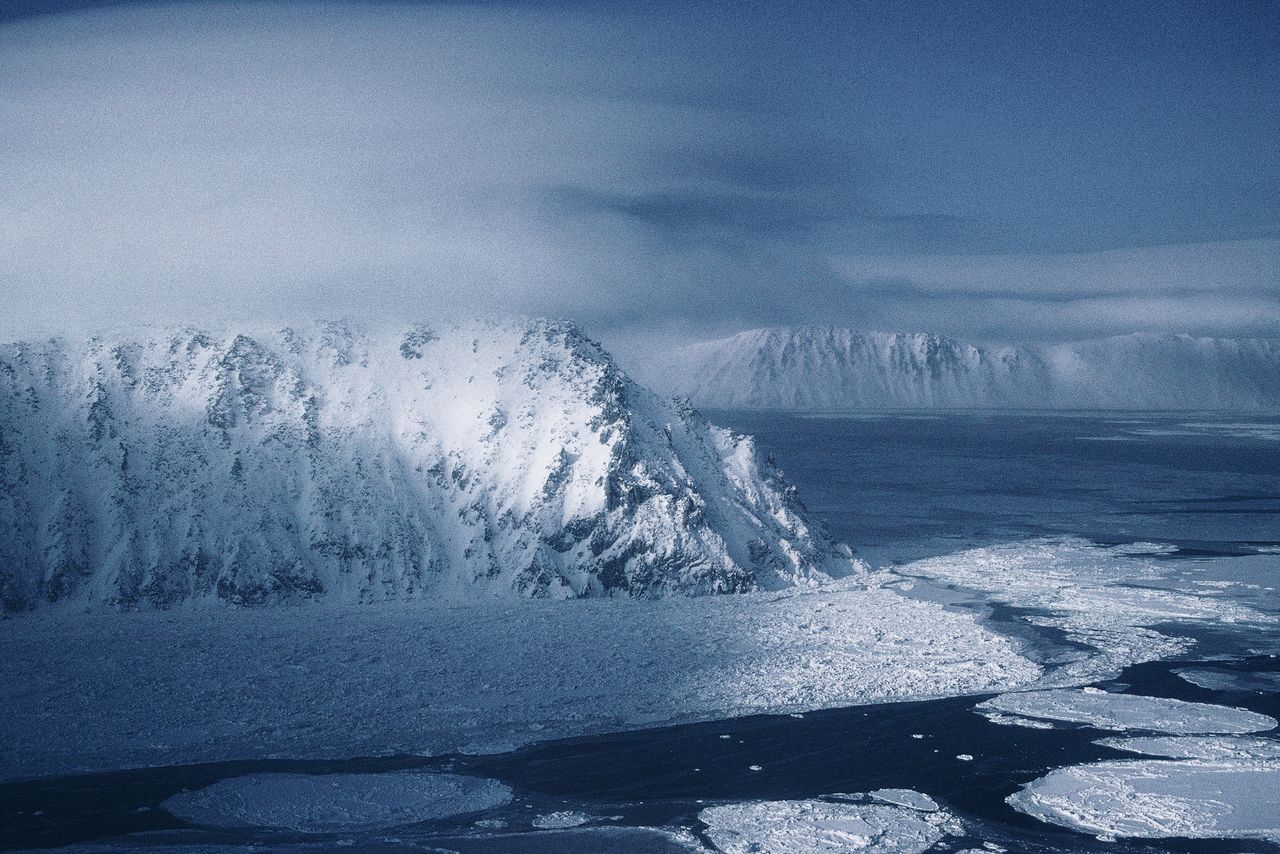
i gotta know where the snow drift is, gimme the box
[653,327,1280,410]
[0,319,858,611]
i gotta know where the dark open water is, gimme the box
[3,411,1278,853]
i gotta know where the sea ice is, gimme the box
[1174,668,1280,693]
[0,583,1041,780]
[162,771,512,833]
[977,688,1277,734]
[867,789,940,812]
[1009,758,1280,842]
[980,712,1057,730]
[531,810,596,829]
[897,538,1277,684]
[1097,735,1280,761]
[699,798,955,854]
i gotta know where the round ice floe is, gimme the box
[163,771,513,833]
[699,799,952,854]
[977,688,1276,734]
[1009,759,1280,842]
[1097,735,1280,761]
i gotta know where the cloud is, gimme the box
[0,1,1276,347]
[830,240,1280,297]
[825,240,1280,341]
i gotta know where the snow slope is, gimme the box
[653,327,1280,410]
[0,319,858,611]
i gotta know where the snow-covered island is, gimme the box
[0,319,857,610]
[0,319,1046,781]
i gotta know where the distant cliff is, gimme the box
[653,327,1280,410]
[0,320,860,611]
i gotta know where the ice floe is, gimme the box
[1097,734,1280,761]
[897,537,1277,684]
[699,798,957,854]
[162,771,512,833]
[531,810,597,829]
[1175,667,1280,693]
[977,688,1277,734]
[980,712,1057,730]
[1009,758,1280,842]
[867,789,940,812]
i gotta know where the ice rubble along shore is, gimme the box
[0,319,860,611]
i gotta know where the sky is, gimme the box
[1,0,1277,349]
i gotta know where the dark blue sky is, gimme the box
[1,0,1277,342]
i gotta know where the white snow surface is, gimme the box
[1009,758,1280,842]
[650,326,1280,410]
[699,798,957,854]
[0,581,1041,781]
[977,688,1277,734]
[0,319,860,611]
[162,771,513,832]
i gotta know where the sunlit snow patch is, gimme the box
[977,688,1276,734]
[1009,758,1280,842]
[163,771,513,833]
[699,798,956,854]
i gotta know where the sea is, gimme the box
[3,411,1278,853]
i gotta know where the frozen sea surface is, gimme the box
[0,583,1040,782]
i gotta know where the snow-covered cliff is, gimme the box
[656,327,1280,410]
[0,320,859,612]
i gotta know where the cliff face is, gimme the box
[657,327,1280,410]
[0,320,859,612]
